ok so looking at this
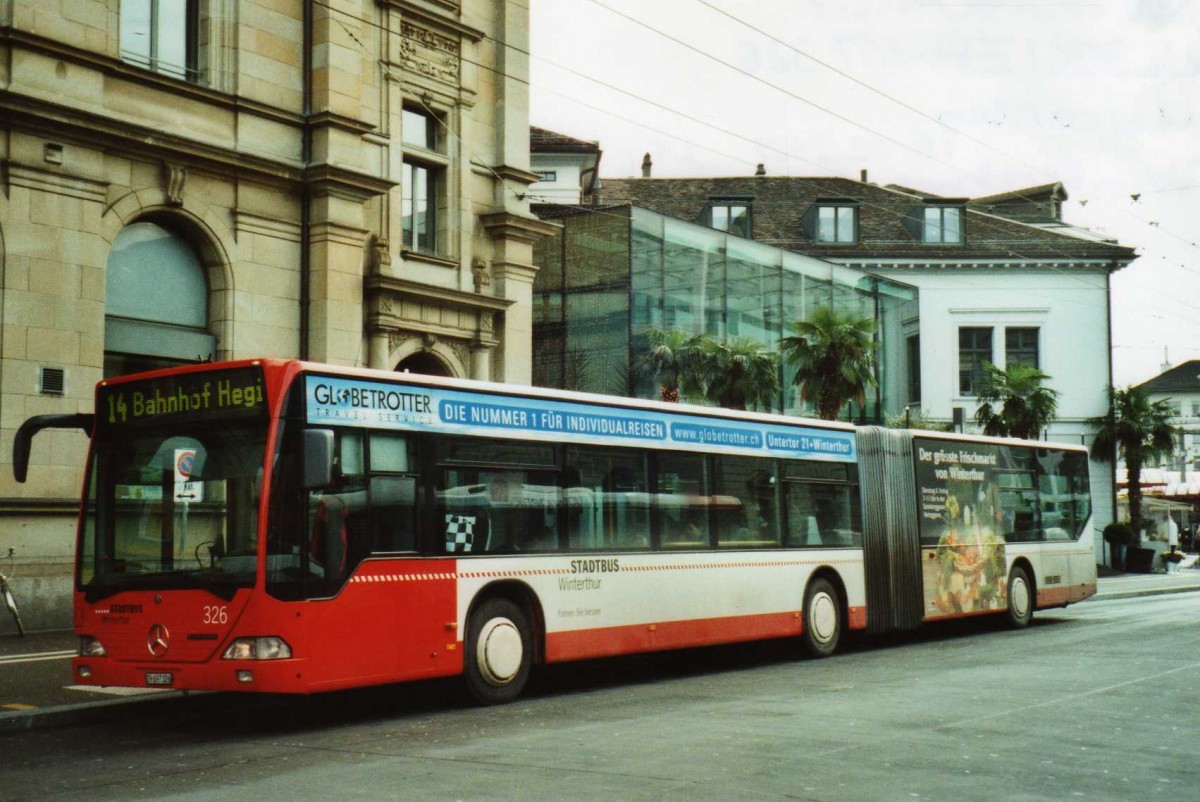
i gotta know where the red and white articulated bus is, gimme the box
[14,359,1096,704]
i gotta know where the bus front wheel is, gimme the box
[1006,566,1034,629]
[801,577,841,658]
[465,597,533,705]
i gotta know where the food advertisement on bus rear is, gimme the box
[914,438,1012,620]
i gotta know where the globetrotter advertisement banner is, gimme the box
[303,375,856,462]
[913,437,1010,619]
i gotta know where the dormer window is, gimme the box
[921,205,964,243]
[903,201,965,244]
[706,198,752,238]
[803,199,859,244]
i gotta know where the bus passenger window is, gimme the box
[563,445,650,551]
[657,455,709,548]
[438,468,558,553]
[782,461,861,548]
[370,476,416,552]
[714,456,779,549]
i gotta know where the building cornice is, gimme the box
[304,164,397,202]
[479,211,560,244]
[1,95,304,187]
[364,276,515,314]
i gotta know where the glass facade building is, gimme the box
[533,205,919,421]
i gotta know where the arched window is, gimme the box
[396,351,451,377]
[104,221,214,377]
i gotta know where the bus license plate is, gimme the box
[145,672,173,686]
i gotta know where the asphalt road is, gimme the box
[2,593,1198,802]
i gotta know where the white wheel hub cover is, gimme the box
[810,593,837,643]
[477,617,523,686]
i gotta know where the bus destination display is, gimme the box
[99,366,267,430]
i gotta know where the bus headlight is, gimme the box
[221,637,292,660]
[79,636,107,657]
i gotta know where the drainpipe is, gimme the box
[299,0,313,360]
[1105,262,1117,529]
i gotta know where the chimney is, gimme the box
[755,163,766,176]
[860,169,868,183]
[641,153,652,178]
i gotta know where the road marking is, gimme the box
[0,650,75,665]
[1,703,37,711]
[64,686,173,696]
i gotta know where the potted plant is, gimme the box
[1161,546,1185,574]
[1102,522,1135,572]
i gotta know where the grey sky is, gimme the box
[529,0,1199,385]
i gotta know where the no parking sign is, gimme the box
[173,448,204,503]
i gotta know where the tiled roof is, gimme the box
[1136,361,1200,393]
[595,175,1135,264]
[971,182,1067,205]
[531,126,600,153]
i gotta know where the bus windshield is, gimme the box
[79,421,267,601]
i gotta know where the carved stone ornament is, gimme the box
[479,311,494,334]
[472,257,491,292]
[422,333,439,352]
[379,296,394,314]
[371,237,392,275]
[164,164,187,206]
[450,340,471,368]
[399,22,459,85]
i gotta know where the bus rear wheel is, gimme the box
[1006,565,1034,629]
[801,577,841,658]
[465,597,533,705]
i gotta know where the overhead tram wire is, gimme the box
[310,0,1200,319]
[582,0,967,175]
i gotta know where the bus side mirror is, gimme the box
[303,429,334,490]
[13,413,94,483]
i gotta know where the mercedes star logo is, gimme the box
[147,623,170,657]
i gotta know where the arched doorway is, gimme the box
[396,351,451,376]
[104,220,214,377]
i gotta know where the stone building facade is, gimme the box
[0,0,552,629]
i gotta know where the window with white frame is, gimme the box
[120,0,200,81]
[958,327,993,396]
[401,107,447,255]
[922,206,963,243]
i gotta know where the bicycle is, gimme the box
[1,548,25,637]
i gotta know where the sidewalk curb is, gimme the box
[1090,585,1200,602]
[0,690,196,735]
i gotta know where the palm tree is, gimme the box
[973,362,1060,440]
[634,326,702,403]
[780,307,877,420]
[692,336,780,411]
[1089,385,1178,537]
